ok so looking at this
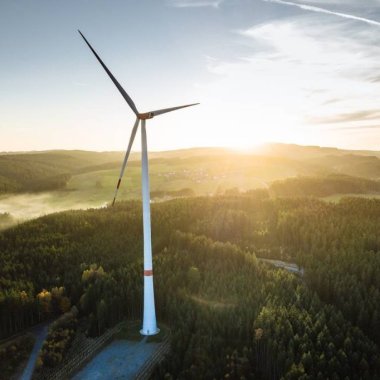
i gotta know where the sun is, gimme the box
[228,139,265,153]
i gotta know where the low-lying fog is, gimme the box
[0,192,107,229]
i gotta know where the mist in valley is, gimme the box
[0,192,107,228]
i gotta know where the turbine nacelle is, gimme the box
[138,112,154,120]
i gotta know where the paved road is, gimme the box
[19,324,49,380]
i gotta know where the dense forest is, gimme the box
[1,192,380,378]
[270,174,380,197]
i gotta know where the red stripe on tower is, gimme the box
[144,269,153,276]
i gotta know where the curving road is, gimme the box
[19,324,49,380]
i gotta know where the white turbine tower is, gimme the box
[79,31,198,335]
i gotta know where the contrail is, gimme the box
[263,0,380,27]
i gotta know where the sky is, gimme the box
[1,0,380,152]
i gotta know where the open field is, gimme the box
[1,145,380,228]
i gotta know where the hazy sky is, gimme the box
[1,0,380,151]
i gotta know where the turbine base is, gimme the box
[140,327,160,336]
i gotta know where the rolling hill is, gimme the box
[1,144,379,195]
[0,144,380,228]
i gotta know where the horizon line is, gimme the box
[0,142,379,155]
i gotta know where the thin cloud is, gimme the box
[262,0,380,27]
[218,18,380,149]
[308,110,380,124]
[329,125,380,131]
[368,75,380,83]
[168,0,223,8]
[322,98,341,106]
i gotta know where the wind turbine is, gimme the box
[78,31,198,335]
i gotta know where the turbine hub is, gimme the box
[138,112,154,120]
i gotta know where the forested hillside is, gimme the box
[1,145,379,196]
[271,174,380,197]
[1,194,379,378]
[1,145,380,231]
[0,151,124,193]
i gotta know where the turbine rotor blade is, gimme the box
[78,30,139,116]
[112,118,140,206]
[149,103,199,117]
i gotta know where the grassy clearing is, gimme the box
[0,155,272,228]
[322,193,380,203]
[189,295,236,310]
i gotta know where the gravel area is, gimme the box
[72,337,160,380]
